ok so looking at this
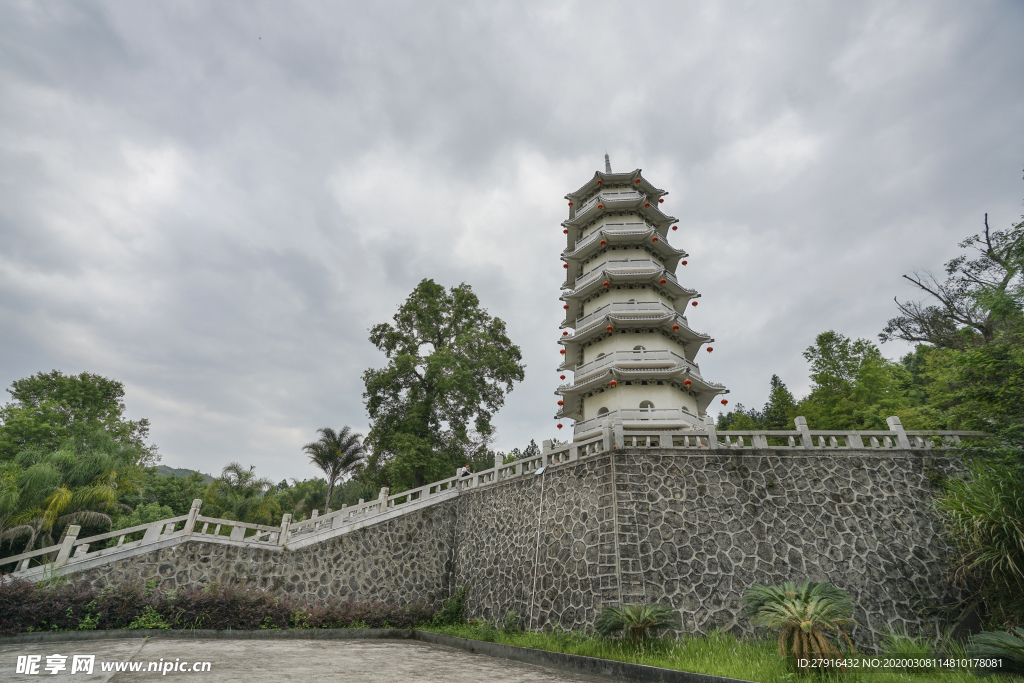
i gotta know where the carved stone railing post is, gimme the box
[182,499,202,538]
[612,416,624,450]
[278,514,291,546]
[794,416,813,448]
[53,525,81,568]
[378,487,389,513]
[886,416,912,449]
[703,415,717,450]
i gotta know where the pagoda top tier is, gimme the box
[564,168,667,204]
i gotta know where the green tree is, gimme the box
[302,427,365,513]
[362,279,525,491]
[2,433,144,554]
[798,331,909,429]
[761,375,797,429]
[0,371,157,464]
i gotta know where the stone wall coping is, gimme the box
[0,629,757,683]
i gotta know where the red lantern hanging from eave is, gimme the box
[659,198,664,203]
[659,278,667,285]
[557,423,563,429]
[683,379,691,386]
[652,236,659,242]
[672,225,678,231]
[603,281,610,288]
[568,201,573,206]
[681,260,687,265]
[635,178,641,184]
[721,399,728,405]
[609,380,618,387]
[707,347,714,352]
[597,204,604,209]
[600,240,606,245]
[606,325,614,332]
[563,304,569,310]
[644,202,651,208]
[672,324,680,331]
[559,349,566,355]
[560,374,566,380]
[557,400,564,406]
[597,180,603,185]
[563,229,568,234]
[691,301,698,307]
[562,331,569,336]
[563,263,568,269]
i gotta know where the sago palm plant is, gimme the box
[595,603,681,642]
[742,580,856,669]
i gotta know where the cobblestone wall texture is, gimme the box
[68,503,459,608]
[59,448,960,645]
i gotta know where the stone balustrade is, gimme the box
[0,416,985,583]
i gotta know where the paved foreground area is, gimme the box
[2,636,607,682]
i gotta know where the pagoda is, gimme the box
[556,156,728,440]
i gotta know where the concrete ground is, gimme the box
[1,636,607,682]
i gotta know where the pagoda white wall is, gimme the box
[582,383,699,419]
[579,286,671,318]
[579,333,689,364]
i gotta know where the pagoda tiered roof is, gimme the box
[554,367,727,420]
[561,227,687,287]
[560,265,697,305]
[563,193,677,235]
[558,314,713,369]
[565,169,667,204]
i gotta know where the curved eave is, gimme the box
[560,268,697,303]
[553,367,728,419]
[558,316,714,370]
[563,199,677,233]
[565,170,668,203]
[562,227,687,266]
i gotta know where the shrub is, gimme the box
[431,585,470,626]
[741,580,855,670]
[0,576,437,635]
[595,603,681,642]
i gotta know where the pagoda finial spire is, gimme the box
[604,153,612,173]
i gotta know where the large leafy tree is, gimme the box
[798,331,910,429]
[302,427,364,513]
[0,371,157,464]
[362,279,525,491]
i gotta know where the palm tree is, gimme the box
[302,427,365,513]
[595,603,682,642]
[741,580,856,670]
[205,463,279,525]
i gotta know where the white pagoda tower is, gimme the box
[556,157,728,440]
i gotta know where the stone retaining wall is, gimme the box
[62,448,960,645]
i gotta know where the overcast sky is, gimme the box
[1,1,1022,482]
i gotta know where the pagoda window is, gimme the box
[597,407,609,416]
[639,401,655,410]
[632,345,645,352]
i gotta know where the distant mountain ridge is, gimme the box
[155,465,215,483]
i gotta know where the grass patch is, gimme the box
[418,624,1016,683]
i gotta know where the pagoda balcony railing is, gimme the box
[573,407,697,435]
[576,191,643,216]
[573,349,698,379]
[575,300,686,329]
[571,222,653,253]
[574,259,673,290]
